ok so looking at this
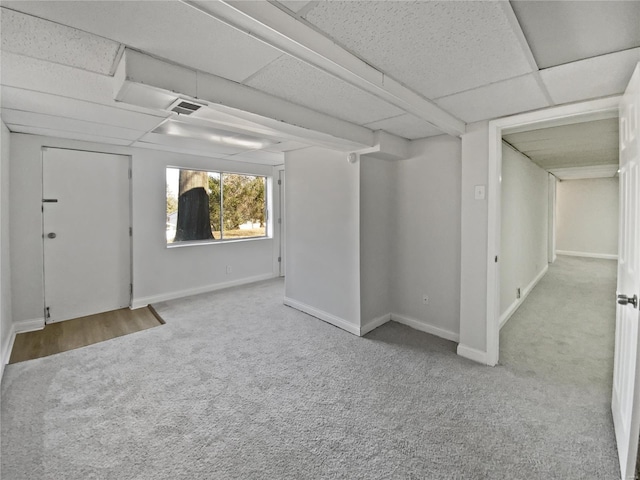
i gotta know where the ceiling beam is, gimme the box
[114,49,376,151]
[182,0,466,137]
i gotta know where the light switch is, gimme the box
[474,185,486,200]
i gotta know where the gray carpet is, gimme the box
[1,258,620,479]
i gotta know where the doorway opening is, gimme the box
[485,96,620,366]
[497,118,619,383]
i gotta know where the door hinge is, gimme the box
[278,256,281,262]
[277,179,282,185]
[130,284,133,299]
[45,306,51,319]
[128,168,132,179]
[495,255,499,263]
[129,227,132,236]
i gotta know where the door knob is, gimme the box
[618,294,638,308]
[47,232,56,239]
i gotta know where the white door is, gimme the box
[42,148,131,323]
[612,62,640,480]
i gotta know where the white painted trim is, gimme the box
[132,273,278,309]
[360,313,391,336]
[183,1,465,137]
[499,264,549,329]
[456,344,489,365]
[283,297,360,336]
[499,299,519,330]
[14,318,44,333]
[556,250,618,260]
[390,313,460,343]
[486,96,621,367]
[548,173,557,264]
[1,323,16,379]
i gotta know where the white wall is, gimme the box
[459,121,490,356]
[499,144,548,320]
[284,146,361,330]
[556,177,619,258]
[391,136,461,339]
[548,174,557,263]
[1,121,13,372]
[360,157,393,325]
[9,133,280,325]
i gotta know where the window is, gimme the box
[166,167,267,244]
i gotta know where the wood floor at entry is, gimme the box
[9,307,164,363]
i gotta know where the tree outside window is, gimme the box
[166,168,267,243]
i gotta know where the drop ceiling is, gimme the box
[1,1,639,164]
[503,117,620,179]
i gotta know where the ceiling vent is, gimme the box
[168,98,204,116]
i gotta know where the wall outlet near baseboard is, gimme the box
[516,287,521,299]
[422,295,429,305]
[226,265,232,274]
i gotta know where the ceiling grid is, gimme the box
[0,1,638,165]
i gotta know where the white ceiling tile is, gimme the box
[364,114,443,140]
[511,1,640,69]
[304,1,533,99]
[435,74,550,123]
[549,165,619,180]
[504,118,619,170]
[2,87,166,131]
[2,1,282,82]
[264,140,310,153]
[1,8,120,75]
[245,55,404,125]
[226,150,285,165]
[275,1,314,14]
[1,51,115,104]
[540,48,640,105]
[6,124,133,147]
[2,109,147,141]
[1,53,173,117]
[137,132,247,156]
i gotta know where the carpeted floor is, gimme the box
[1,256,620,479]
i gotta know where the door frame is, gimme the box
[278,168,285,277]
[41,146,133,324]
[485,96,621,366]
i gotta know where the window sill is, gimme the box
[166,236,271,248]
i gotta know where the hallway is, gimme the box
[500,254,617,402]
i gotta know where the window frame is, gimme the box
[166,166,270,247]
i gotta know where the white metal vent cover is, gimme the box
[168,98,205,115]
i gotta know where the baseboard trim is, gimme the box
[457,344,491,365]
[14,318,45,333]
[556,250,618,260]
[390,313,459,342]
[1,323,16,380]
[132,273,279,309]
[360,313,391,336]
[499,264,548,330]
[283,297,360,336]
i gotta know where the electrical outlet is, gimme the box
[226,265,232,274]
[422,295,429,305]
[516,288,521,299]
